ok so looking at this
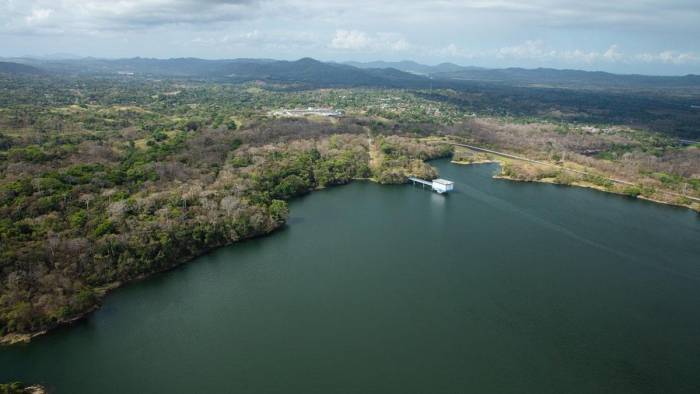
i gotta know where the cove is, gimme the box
[1,160,699,393]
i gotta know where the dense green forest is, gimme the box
[0,66,698,341]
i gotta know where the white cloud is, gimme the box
[0,0,262,34]
[330,30,371,50]
[491,41,626,64]
[603,45,623,62]
[441,44,464,58]
[1,1,699,73]
[330,30,410,52]
[3,0,700,35]
[636,51,700,65]
[496,40,556,60]
[189,29,319,50]
[437,40,700,67]
[25,8,53,25]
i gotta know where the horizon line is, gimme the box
[2,55,698,78]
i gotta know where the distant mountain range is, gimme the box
[214,57,427,87]
[346,61,700,90]
[2,56,699,91]
[343,60,473,75]
[0,57,429,88]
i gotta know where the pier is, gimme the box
[408,177,455,194]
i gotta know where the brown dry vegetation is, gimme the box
[2,75,699,343]
[0,110,450,341]
[446,118,700,210]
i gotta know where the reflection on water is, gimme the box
[429,191,447,206]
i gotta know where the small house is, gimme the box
[432,179,454,194]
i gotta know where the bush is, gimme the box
[0,381,25,394]
[4,301,32,333]
[93,219,115,237]
[69,210,88,228]
[584,174,614,188]
[8,146,48,163]
[689,179,700,191]
[676,196,692,205]
[229,155,252,168]
[32,195,60,215]
[230,138,242,150]
[34,177,65,193]
[75,287,98,311]
[126,165,157,183]
[380,143,395,155]
[185,119,201,132]
[273,175,310,199]
[268,200,289,224]
[501,163,517,177]
[623,186,642,197]
[152,131,168,142]
[554,171,575,185]
[640,185,656,198]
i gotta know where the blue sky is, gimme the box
[2,0,699,75]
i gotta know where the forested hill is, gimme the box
[215,58,429,86]
[344,60,468,75]
[7,57,429,87]
[9,56,700,92]
[0,62,44,75]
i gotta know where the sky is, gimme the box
[1,0,700,75]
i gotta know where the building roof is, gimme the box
[433,179,454,185]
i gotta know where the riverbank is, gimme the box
[0,281,128,345]
[5,159,699,393]
[1,137,451,345]
[0,179,399,345]
[494,174,698,211]
[2,134,694,345]
[0,225,285,346]
[452,153,700,212]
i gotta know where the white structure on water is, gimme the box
[408,177,455,194]
[431,179,454,194]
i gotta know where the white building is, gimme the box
[432,179,454,194]
[271,107,343,117]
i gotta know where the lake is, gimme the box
[2,160,699,393]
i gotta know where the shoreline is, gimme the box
[3,156,695,345]
[0,226,284,346]
[452,159,700,212]
[0,175,413,345]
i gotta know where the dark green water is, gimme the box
[2,160,700,393]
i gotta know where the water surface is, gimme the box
[2,160,699,393]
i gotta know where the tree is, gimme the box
[185,119,201,132]
[268,200,288,224]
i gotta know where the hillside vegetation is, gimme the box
[0,69,698,341]
[6,57,700,137]
[0,76,455,340]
